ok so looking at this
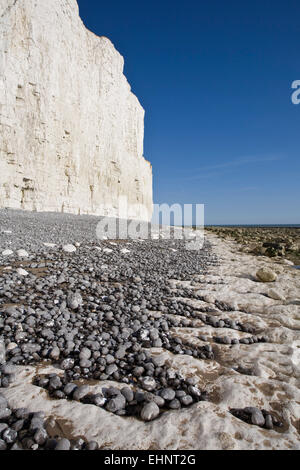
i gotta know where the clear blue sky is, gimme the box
[77,0,300,225]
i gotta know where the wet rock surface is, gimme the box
[206,226,300,265]
[0,210,299,450]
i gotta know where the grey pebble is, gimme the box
[140,401,160,421]
[73,385,90,401]
[55,438,71,450]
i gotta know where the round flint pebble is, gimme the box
[34,428,48,445]
[265,414,274,429]
[106,364,118,376]
[30,417,44,431]
[60,358,75,370]
[0,439,7,450]
[0,408,12,420]
[50,347,60,360]
[12,419,25,431]
[168,398,181,409]
[180,395,193,406]
[86,441,99,450]
[106,394,126,413]
[55,438,71,450]
[152,395,165,407]
[73,385,89,401]
[79,347,91,360]
[160,388,176,401]
[140,402,160,421]
[64,383,77,396]
[49,375,62,390]
[90,393,107,407]
[121,387,134,402]
[140,376,157,391]
[2,428,17,444]
[247,407,265,426]
[71,438,85,450]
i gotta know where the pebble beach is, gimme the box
[0,210,299,450]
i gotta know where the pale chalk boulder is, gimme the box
[2,249,13,256]
[62,244,76,253]
[16,249,29,258]
[16,268,29,276]
[256,267,277,282]
[103,248,113,254]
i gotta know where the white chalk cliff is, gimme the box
[0,0,153,220]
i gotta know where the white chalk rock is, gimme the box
[2,249,13,256]
[256,267,277,282]
[103,248,113,254]
[268,288,286,301]
[43,243,56,248]
[16,249,29,258]
[121,248,131,254]
[62,244,77,253]
[283,259,294,266]
[203,294,216,304]
[16,268,29,276]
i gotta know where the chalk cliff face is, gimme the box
[0,0,153,220]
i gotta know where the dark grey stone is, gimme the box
[140,402,160,421]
